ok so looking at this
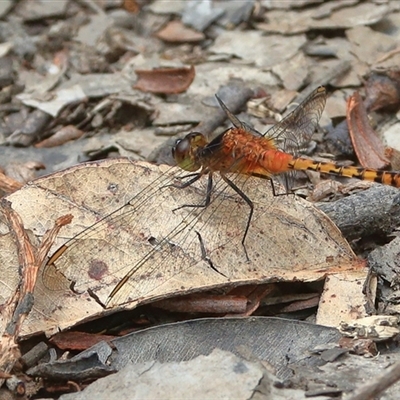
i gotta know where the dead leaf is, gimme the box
[4,159,363,338]
[309,180,342,202]
[134,65,195,94]
[339,337,378,357]
[50,331,116,351]
[279,295,320,313]
[152,294,248,314]
[325,119,354,157]
[5,109,51,147]
[0,170,23,194]
[272,52,309,91]
[346,91,390,170]
[317,271,368,327]
[123,0,140,13]
[109,318,342,383]
[226,284,276,316]
[346,26,397,66]
[35,125,84,148]
[209,30,307,69]
[364,72,400,112]
[156,21,205,43]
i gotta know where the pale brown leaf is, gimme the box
[4,159,362,338]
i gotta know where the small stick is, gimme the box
[0,171,23,194]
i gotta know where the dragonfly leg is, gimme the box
[70,282,106,308]
[221,174,252,262]
[168,172,203,189]
[87,288,106,308]
[271,179,289,197]
[195,231,227,278]
[270,178,295,197]
[248,172,289,197]
[173,173,213,211]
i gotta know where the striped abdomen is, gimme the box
[289,157,400,188]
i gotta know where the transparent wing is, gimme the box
[265,86,326,154]
[42,163,257,308]
[215,94,262,138]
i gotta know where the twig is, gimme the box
[317,185,400,241]
[375,46,400,64]
[0,171,23,194]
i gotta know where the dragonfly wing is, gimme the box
[216,95,262,137]
[41,168,208,307]
[265,86,326,154]
[42,166,242,309]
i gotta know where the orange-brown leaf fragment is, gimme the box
[50,331,116,351]
[123,0,140,13]
[152,294,248,314]
[346,91,390,170]
[156,21,205,43]
[0,170,23,194]
[35,125,84,148]
[134,65,195,94]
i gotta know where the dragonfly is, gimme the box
[172,86,400,258]
[44,86,400,309]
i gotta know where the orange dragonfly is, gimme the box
[175,86,400,185]
[172,86,400,257]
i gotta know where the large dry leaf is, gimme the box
[3,159,363,337]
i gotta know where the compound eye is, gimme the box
[172,133,204,172]
[172,138,191,164]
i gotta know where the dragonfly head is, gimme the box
[172,132,208,171]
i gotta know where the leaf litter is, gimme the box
[1,0,400,398]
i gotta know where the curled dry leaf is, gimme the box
[156,21,205,43]
[346,91,390,170]
[134,65,196,94]
[35,125,84,148]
